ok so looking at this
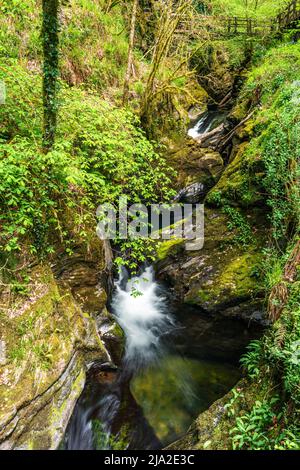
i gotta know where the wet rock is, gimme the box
[173,303,263,363]
[206,141,265,208]
[52,245,108,316]
[156,207,267,326]
[188,105,205,121]
[174,182,206,203]
[88,361,119,385]
[97,308,125,364]
[0,239,123,449]
[52,243,124,362]
[0,265,109,450]
[167,140,224,190]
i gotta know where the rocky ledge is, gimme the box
[0,240,123,449]
[156,207,268,326]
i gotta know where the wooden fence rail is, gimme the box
[168,0,300,37]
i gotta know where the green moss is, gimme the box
[49,366,85,427]
[186,250,262,309]
[206,142,261,207]
[0,263,107,449]
[111,321,124,340]
[156,238,184,261]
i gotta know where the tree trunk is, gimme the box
[42,0,60,151]
[123,0,138,105]
[140,0,189,131]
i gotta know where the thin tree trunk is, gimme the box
[123,0,138,105]
[42,0,60,151]
[140,0,189,129]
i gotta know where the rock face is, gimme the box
[0,241,123,450]
[206,140,264,208]
[167,139,224,190]
[174,182,206,204]
[156,207,267,326]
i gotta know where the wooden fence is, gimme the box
[171,0,300,37]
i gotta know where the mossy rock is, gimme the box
[185,251,261,312]
[156,208,266,324]
[0,264,109,449]
[156,238,185,262]
[97,307,125,364]
[167,139,224,189]
[206,142,264,208]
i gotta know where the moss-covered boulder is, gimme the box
[156,207,267,325]
[206,140,264,208]
[167,139,224,190]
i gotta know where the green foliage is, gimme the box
[229,277,300,450]
[0,0,41,60]
[0,62,42,140]
[224,387,244,418]
[60,0,129,94]
[0,138,70,254]
[56,87,176,270]
[264,281,300,404]
[236,43,300,241]
[230,397,300,450]
[223,206,253,246]
[240,340,262,379]
[210,0,289,18]
[92,420,128,450]
[260,249,285,290]
[249,114,300,240]
[0,60,176,268]
[42,0,60,149]
[10,273,30,296]
[57,88,176,206]
[0,0,133,98]
[32,342,54,370]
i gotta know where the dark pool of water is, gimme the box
[131,354,240,446]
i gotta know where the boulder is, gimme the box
[206,141,265,208]
[156,208,267,326]
[174,182,206,204]
[167,139,224,189]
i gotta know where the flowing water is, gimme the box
[64,266,247,450]
[111,266,175,369]
[187,110,227,139]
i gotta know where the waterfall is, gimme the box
[65,266,175,450]
[111,266,175,370]
[188,112,211,138]
[187,110,227,140]
[65,264,245,450]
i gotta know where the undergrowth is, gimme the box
[221,41,300,450]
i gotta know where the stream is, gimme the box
[64,111,253,450]
[187,109,227,140]
[64,266,251,450]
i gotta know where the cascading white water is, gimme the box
[111,266,175,368]
[187,110,227,140]
[187,113,209,138]
[65,266,174,450]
